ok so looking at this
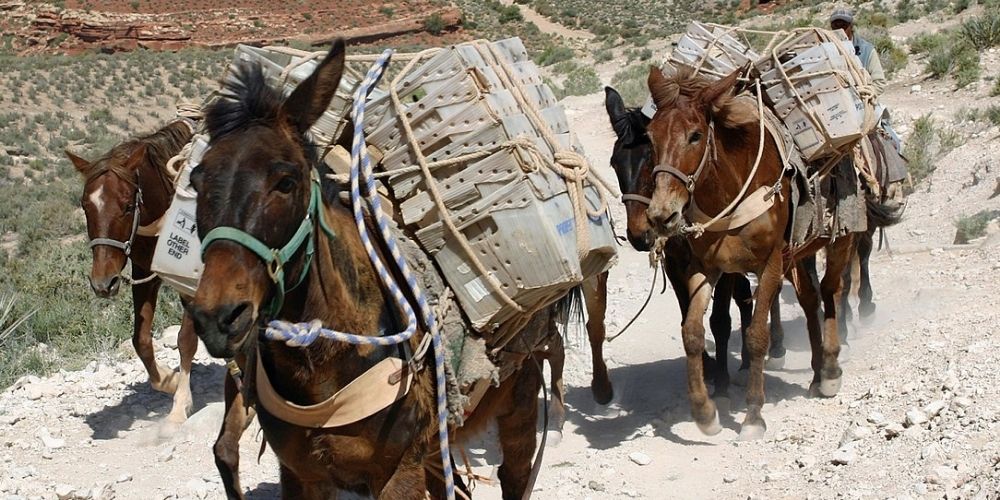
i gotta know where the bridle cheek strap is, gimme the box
[88,188,143,257]
[621,193,652,205]
[651,123,716,194]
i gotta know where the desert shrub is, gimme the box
[594,48,613,63]
[925,35,981,87]
[533,45,574,66]
[610,63,649,108]
[560,66,600,98]
[953,210,1000,243]
[987,104,1000,126]
[904,114,939,187]
[551,60,578,75]
[991,76,1000,96]
[961,11,1000,50]
[909,32,947,55]
[498,6,523,24]
[867,32,909,78]
[424,14,446,35]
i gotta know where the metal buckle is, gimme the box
[267,250,283,283]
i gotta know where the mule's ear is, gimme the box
[65,149,91,174]
[282,38,347,135]
[605,87,630,139]
[648,66,678,111]
[699,68,741,109]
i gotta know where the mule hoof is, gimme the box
[158,418,183,439]
[713,394,733,414]
[765,355,785,370]
[545,430,564,447]
[591,380,614,406]
[732,369,749,387]
[819,377,842,397]
[737,422,767,441]
[859,302,876,319]
[152,370,180,395]
[696,409,722,436]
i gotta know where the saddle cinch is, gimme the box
[153,38,620,424]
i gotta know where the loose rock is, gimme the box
[628,452,651,466]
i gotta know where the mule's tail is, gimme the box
[553,285,586,345]
[866,197,905,228]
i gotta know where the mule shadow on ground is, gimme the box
[84,362,226,440]
[563,318,814,450]
[245,482,280,499]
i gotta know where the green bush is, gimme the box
[498,5,523,24]
[610,63,649,108]
[533,44,574,66]
[869,32,909,78]
[961,11,1000,50]
[561,66,601,98]
[904,113,939,188]
[954,210,1000,244]
[990,77,1000,97]
[424,13,446,35]
[908,32,946,55]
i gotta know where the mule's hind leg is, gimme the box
[583,272,613,404]
[739,250,783,441]
[537,332,566,442]
[682,270,721,436]
[733,274,754,386]
[856,229,876,320]
[496,358,543,499]
[162,311,197,436]
[790,256,829,398]
[708,274,734,399]
[130,277,178,394]
[815,235,855,397]
[766,293,786,369]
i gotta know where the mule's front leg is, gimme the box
[739,250,783,441]
[583,272,613,404]
[161,311,197,435]
[683,270,721,436]
[130,276,178,394]
[538,332,566,441]
[215,359,252,500]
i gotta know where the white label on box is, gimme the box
[464,277,490,303]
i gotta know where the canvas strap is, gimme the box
[255,346,413,428]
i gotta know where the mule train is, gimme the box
[66,22,904,499]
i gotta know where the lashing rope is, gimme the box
[262,50,455,500]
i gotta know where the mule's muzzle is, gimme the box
[647,205,683,237]
[89,275,121,298]
[188,301,255,358]
[626,230,653,252]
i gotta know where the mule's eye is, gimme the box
[275,176,297,194]
[689,131,702,144]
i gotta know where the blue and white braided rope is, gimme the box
[263,49,455,500]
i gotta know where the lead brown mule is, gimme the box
[643,67,860,440]
[187,39,560,499]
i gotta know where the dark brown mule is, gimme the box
[66,122,200,432]
[187,40,559,499]
[605,87,783,396]
[643,68,858,439]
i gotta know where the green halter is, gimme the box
[200,170,336,317]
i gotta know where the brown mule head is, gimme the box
[645,67,741,237]
[187,39,346,359]
[68,145,146,298]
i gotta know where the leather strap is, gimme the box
[620,193,652,205]
[688,185,776,232]
[255,348,413,428]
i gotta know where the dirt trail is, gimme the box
[3,8,1000,500]
[500,0,594,40]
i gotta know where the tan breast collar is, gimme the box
[255,347,414,428]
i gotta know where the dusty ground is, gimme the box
[2,5,1000,500]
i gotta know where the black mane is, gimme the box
[205,61,285,141]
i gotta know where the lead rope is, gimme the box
[263,50,455,500]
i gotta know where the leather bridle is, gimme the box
[88,172,143,259]
[651,122,716,195]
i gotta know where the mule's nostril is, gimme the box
[223,302,251,328]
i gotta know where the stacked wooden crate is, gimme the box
[755,29,873,162]
[668,21,759,79]
[361,38,616,332]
